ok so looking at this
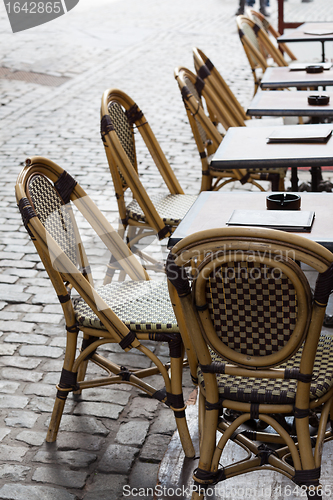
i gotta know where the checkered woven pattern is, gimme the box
[74,279,179,333]
[197,334,333,404]
[127,193,197,225]
[28,174,77,265]
[108,101,136,188]
[206,262,297,357]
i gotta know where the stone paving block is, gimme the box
[83,473,127,499]
[32,467,88,489]
[5,411,39,429]
[32,294,58,305]
[150,408,177,435]
[45,415,110,436]
[128,461,160,496]
[33,449,97,469]
[80,387,131,405]
[4,303,41,313]
[0,356,41,369]
[16,430,46,446]
[0,381,20,394]
[73,402,124,420]
[0,444,28,462]
[0,395,29,410]
[27,396,73,414]
[0,321,34,333]
[24,383,56,397]
[0,429,11,442]
[139,434,171,463]
[127,397,159,420]
[22,313,63,324]
[0,368,43,383]
[0,275,19,284]
[4,333,48,344]
[0,344,17,359]
[19,345,63,358]
[0,484,77,500]
[98,444,140,473]
[115,420,150,446]
[0,465,30,482]
[56,432,105,452]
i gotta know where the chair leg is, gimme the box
[169,356,195,458]
[46,397,67,442]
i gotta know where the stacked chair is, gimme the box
[174,66,286,191]
[167,226,333,500]
[15,156,195,458]
[247,8,297,62]
[236,14,289,94]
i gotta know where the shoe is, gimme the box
[235,8,244,15]
[259,8,269,16]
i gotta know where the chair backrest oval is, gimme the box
[27,173,78,266]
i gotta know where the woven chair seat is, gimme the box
[198,335,333,405]
[74,280,179,333]
[127,194,197,225]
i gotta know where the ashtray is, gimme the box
[266,193,301,211]
[308,94,330,105]
[306,65,324,73]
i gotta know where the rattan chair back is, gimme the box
[237,15,288,93]
[101,88,197,242]
[174,67,284,192]
[193,47,248,127]
[16,156,195,458]
[167,226,333,498]
[247,9,297,61]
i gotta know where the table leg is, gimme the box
[291,167,299,191]
[310,167,322,191]
[321,41,325,62]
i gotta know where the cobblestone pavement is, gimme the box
[1,0,333,499]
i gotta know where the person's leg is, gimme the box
[236,0,246,15]
[259,0,269,15]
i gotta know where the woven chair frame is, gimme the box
[16,156,195,458]
[237,15,288,94]
[167,227,333,499]
[101,88,195,240]
[174,67,286,192]
[193,47,249,127]
[247,9,297,62]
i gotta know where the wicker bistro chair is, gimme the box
[100,88,197,266]
[247,9,297,62]
[167,227,333,499]
[174,67,286,192]
[15,156,195,458]
[236,15,288,94]
[193,47,249,128]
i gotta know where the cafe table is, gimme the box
[168,191,333,252]
[260,66,333,90]
[209,124,333,192]
[246,90,333,118]
[277,22,333,63]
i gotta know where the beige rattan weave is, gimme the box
[15,157,196,458]
[167,227,333,499]
[174,67,286,192]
